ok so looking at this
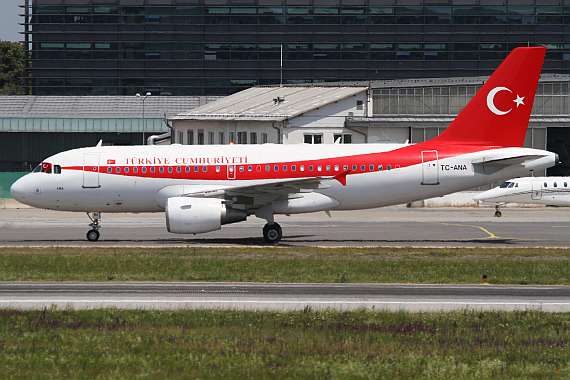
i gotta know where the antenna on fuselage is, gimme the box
[96,140,103,147]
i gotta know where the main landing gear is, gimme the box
[494,205,502,218]
[86,212,101,241]
[263,223,282,244]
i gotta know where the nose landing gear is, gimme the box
[87,212,101,241]
[494,205,502,217]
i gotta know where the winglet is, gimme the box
[333,170,350,186]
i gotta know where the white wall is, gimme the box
[283,92,368,144]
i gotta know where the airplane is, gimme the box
[10,47,558,244]
[473,176,570,217]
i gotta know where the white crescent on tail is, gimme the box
[487,86,512,116]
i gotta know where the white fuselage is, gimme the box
[473,176,570,206]
[11,143,557,214]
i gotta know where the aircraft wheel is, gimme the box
[87,229,100,242]
[494,210,502,218]
[263,223,282,244]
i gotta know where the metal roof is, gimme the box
[171,86,369,122]
[0,96,221,118]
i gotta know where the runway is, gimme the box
[1,205,570,247]
[1,282,569,312]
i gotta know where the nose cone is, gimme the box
[10,175,30,203]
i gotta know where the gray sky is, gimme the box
[0,1,23,42]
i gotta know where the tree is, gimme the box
[0,40,25,95]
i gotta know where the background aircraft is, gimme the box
[474,176,570,217]
[10,47,558,243]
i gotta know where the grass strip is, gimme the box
[0,308,568,380]
[0,247,569,284]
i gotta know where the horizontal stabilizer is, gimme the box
[472,154,549,168]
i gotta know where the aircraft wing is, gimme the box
[182,174,347,206]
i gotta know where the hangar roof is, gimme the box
[171,86,369,122]
[0,96,220,119]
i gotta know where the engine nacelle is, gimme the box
[165,197,247,234]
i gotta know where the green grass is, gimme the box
[0,308,568,380]
[0,247,569,284]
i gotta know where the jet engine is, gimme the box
[165,197,247,234]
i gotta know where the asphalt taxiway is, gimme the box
[0,205,569,247]
[1,282,568,312]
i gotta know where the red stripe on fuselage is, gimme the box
[63,143,500,181]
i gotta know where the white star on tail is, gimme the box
[513,95,525,107]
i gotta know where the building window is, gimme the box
[250,132,257,144]
[229,132,235,144]
[238,131,247,144]
[219,132,224,145]
[197,129,204,145]
[261,133,268,144]
[304,134,323,144]
[178,131,184,144]
[187,130,194,145]
[356,100,363,110]
[208,132,215,144]
[334,134,352,144]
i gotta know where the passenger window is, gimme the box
[565,182,568,187]
[168,167,173,173]
[300,165,305,172]
[265,165,270,172]
[239,166,244,172]
[142,167,147,173]
[352,165,357,171]
[176,167,181,173]
[274,165,279,172]
[378,165,383,171]
[194,167,199,172]
[203,167,207,172]
[186,167,190,173]
[343,165,348,171]
[107,167,112,174]
[216,166,221,172]
[544,182,547,188]
[151,167,155,173]
[283,165,287,171]
[387,165,391,170]
[248,166,252,172]
[361,165,365,171]
[334,165,339,171]
[317,165,322,171]
[125,167,129,173]
[159,167,164,173]
[116,167,121,173]
[291,165,296,171]
[554,182,557,187]
[515,183,518,187]
[54,165,61,174]
[326,165,331,171]
[133,167,138,173]
[369,165,374,171]
[309,165,314,171]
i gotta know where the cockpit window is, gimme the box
[54,165,61,174]
[499,182,511,188]
[508,182,515,188]
[33,164,41,173]
[41,162,52,174]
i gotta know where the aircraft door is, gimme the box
[531,181,542,200]
[227,165,236,179]
[83,154,101,188]
[421,150,439,185]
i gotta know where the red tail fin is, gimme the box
[431,47,546,147]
